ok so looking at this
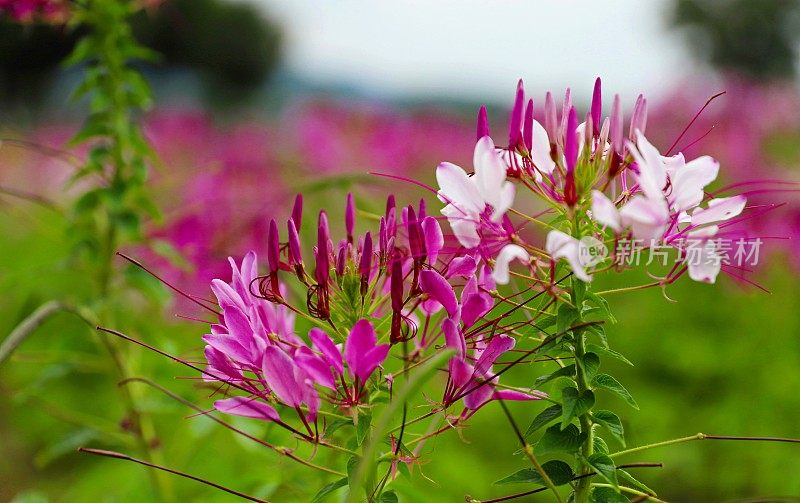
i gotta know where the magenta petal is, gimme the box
[211,279,245,312]
[296,348,336,390]
[494,389,547,401]
[222,306,253,344]
[309,327,343,375]
[203,334,251,366]
[419,269,459,318]
[359,344,390,382]
[461,293,492,329]
[447,255,477,278]
[344,319,378,381]
[463,380,494,410]
[449,358,473,390]
[262,346,304,407]
[474,335,515,377]
[214,396,280,422]
[421,216,444,264]
[203,345,242,381]
[442,318,465,360]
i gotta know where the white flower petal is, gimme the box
[490,182,515,223]
[628,132,667,201]
[442,204,480,248]
[671,155,719,212]
[690,196,746,226]
[619,195,670,243]
[473,136,506,210]
[436,161,483,214]
[545,230,592,282]
[687,239,721,284]
[531,120,555,174]
[591,190,622,232]
[492,244,530,284]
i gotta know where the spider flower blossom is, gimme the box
[200,190,548,434]
[435,78,765,287]
[206,252,391,425]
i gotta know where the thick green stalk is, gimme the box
[571,213,595,503]
[572,318,594,502]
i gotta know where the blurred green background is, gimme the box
[2,0,800,501]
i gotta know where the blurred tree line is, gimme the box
[671,0,800,80]
[0,0,282,111]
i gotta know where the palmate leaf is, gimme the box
[524,404,562,438]
[591,374,639,409]
[534,424,588,456]
[493,460,574,486]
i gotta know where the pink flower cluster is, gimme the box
[434,78,771,287]
[0,0,68,22]
[202,192,545,430]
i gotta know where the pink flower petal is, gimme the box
[214,396,280,422]
[419,269,459,318]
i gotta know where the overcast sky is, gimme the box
[252,0,695,106]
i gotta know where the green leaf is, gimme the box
[379,490,398,503]
[592,410,626,446]
[346,456,360,493]
[325,418,353,437]
[618,470,656,496]
[590,486,628,503]
[586,453,618,488]
[561,387,595,428]
[356,412,372,445]
[534,424,588,456]
[586,344,633,366]
[524,404,562,438]
[581,352,601,381]
[556,304,579,333]
[591,374,639,409]
[535,364,576,387]
[593,435,610,454]
[585,292,617,323]
[493,460,574,486]
[311,477,348,503]
[585,324,609,347]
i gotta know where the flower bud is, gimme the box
[345,192,356,243]
[476,105,490,140]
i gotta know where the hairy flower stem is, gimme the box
[572,282,595,503]
[609,432,800,459]
[497,398,564,503]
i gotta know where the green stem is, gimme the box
[573,321,594,502]
[610,433,705,459]
[571,275,594,502]
[592,484,666,502]
[610,432,800,460]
